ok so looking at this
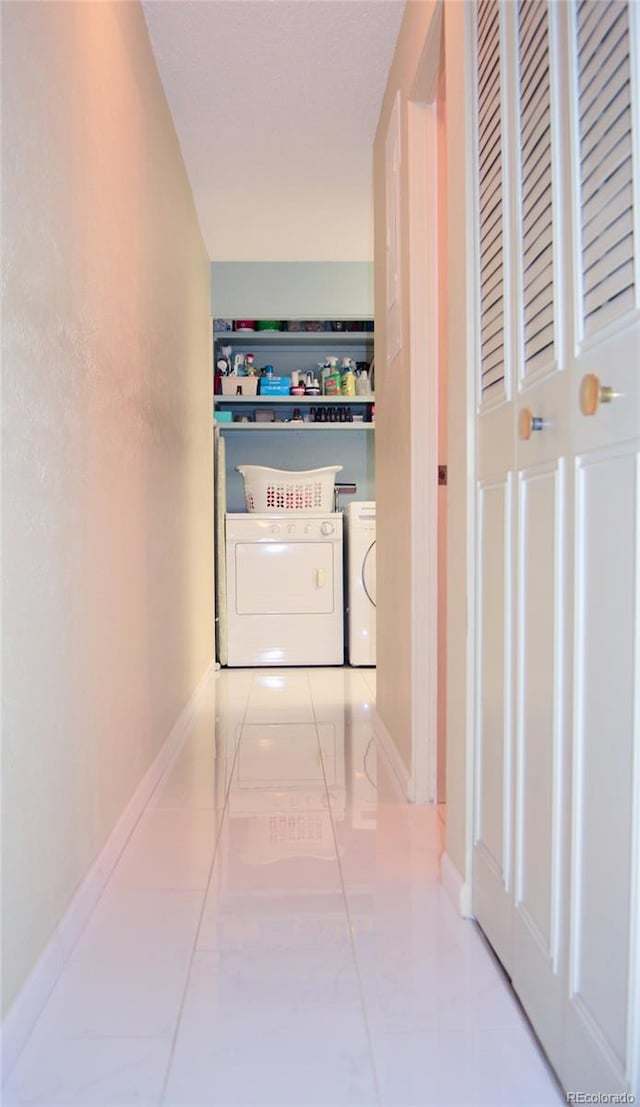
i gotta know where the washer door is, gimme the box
[362,540,376,607]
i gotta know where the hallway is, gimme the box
[4,669,562,1106]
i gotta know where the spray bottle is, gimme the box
[341,357,355,396]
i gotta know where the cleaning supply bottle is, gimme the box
[341,357,355,396]
[355,367,369,395]
[324,356,341,396]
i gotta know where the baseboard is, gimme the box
[441,850,473,918]
[0,661,215,1080]
[372,708,412,801]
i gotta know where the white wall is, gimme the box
[374,0,472,877]
[1,0,213,1015]
[211,262,374,320]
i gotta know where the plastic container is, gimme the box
[256,321,282,331]
[235,320,256,331]
[221,376,259,396]
[260,376,291,396]
[236,465,343,513]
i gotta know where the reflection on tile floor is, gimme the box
[3,667,563,1106]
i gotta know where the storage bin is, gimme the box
[236,465,343,513]
[221,376,259,396]
[259,377,291,396]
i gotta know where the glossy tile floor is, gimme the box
[4,668,563,1106]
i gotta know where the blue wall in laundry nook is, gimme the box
[220,428,375,514]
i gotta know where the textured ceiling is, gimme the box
[142,0,405,261]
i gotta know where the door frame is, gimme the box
[405,2,478,922]
[406,97,438,803]
[405,3,444,805]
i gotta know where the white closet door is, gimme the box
[472,0,516,975]
[562,0,640,1092]
[510,0,569,1065]
[471,0,640,1094]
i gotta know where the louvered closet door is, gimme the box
[510,0,571,1070]
[472,0,640,1095]
[562,0,640,1093]
[474,0,572,1054]
[472,0,517,975]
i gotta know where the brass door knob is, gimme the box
[580,373,615,416]
[519,408,544,441]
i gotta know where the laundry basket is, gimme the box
[236,465,343,513]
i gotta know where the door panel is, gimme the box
[566,445,640,1090]
[572,0,635,340]
[476,0,507,404]
[515,462,564,964]
[473,475,514,967]
[518,0,556,383]
[512,458,567,1061]
[477,480,510,869]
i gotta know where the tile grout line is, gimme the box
[306,669,384,1107]
[158,669,256,1106]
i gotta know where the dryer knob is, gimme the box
[270,524,280,535]
[287,524,296,534]
[320,521,335,536]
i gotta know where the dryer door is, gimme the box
[234,541,336,615]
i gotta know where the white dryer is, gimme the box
[345,501,376,666]
[225,513,343,667]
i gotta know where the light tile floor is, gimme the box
[3,667,564,1106]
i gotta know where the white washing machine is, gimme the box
[225,513,343,667]
[345,501,376,666]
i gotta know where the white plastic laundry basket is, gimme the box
[236,465,343,514]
